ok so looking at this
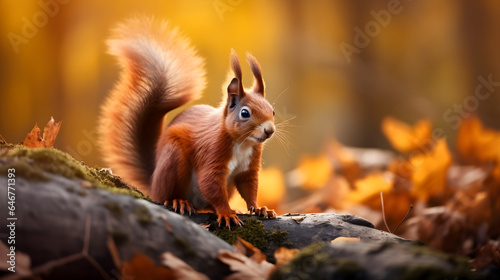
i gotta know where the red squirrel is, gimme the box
[99,17,276,227]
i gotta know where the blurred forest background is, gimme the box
[1,0,500,172]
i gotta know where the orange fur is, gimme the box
[99,17,275,225]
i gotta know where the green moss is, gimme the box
[111,231,129,245]
[0,144,152,202]
[0,157,49,181]
[271,243,366,280]
[174,236,197,257]
[133,205,152,226]
[268,228,289,247]
[213,218,269,252]
[104,202,122,217]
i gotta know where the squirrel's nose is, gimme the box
[264,127,275,138]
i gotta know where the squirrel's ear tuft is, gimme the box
[230,50,244,96]
[246,53,264,96]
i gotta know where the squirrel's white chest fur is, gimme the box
[228,144,253,176]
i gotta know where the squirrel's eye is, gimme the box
[273,110,275,116]
[240,108,251,119]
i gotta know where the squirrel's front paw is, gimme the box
[164,199,196,215]
[217,211,243,229]
[249,206,277,219]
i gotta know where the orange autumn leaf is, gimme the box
[410,138,451,201]
[326,140,360,183]
[382,117,432,153]
[122,253,174,280]
[348,173,392,205]
[457,116,500,164]
[289,155,333,191]
[23,117,62,148]
[274,247,299,267]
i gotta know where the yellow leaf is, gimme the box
[410,138,451,201]
[382,117,432,153]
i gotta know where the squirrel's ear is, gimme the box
[227,78,240,110]
[247,53,265,96]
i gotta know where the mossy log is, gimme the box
[270,241,487,280]
[0,146,415,279]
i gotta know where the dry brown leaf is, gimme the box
[410,139,451,201]
[382,117,432,153]
[331,237,361,243]
[161,252,209,280]
[217,250,275,280]
[471,240,500,269]
[234,237,267,263]
[23,117,62,148]
[274,247,299,267]
[42,116,62,147]
[23,124,44,148]
[122,253,174,280]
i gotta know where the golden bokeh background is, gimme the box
[1,0,499,172]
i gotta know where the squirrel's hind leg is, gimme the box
[151,142,191,206]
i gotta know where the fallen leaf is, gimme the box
[457,116,500,164]
[348,173,392,205]
[274,247,299,267]
[234,237,267,263]
[23,124,44,148]
[382,117,432,153]
[331,237,360,243]
[326,140,361,183]
[161,252,209,280]
[471,240,500,269]
[410,139,451,201]
[23,117,62,148]
[217,250,275,280]
[287,155,333,190]
[43,116,62,147]
[291,216,306,224]
[122,253,174,280]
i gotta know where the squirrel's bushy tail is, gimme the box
[99,17,206,193]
